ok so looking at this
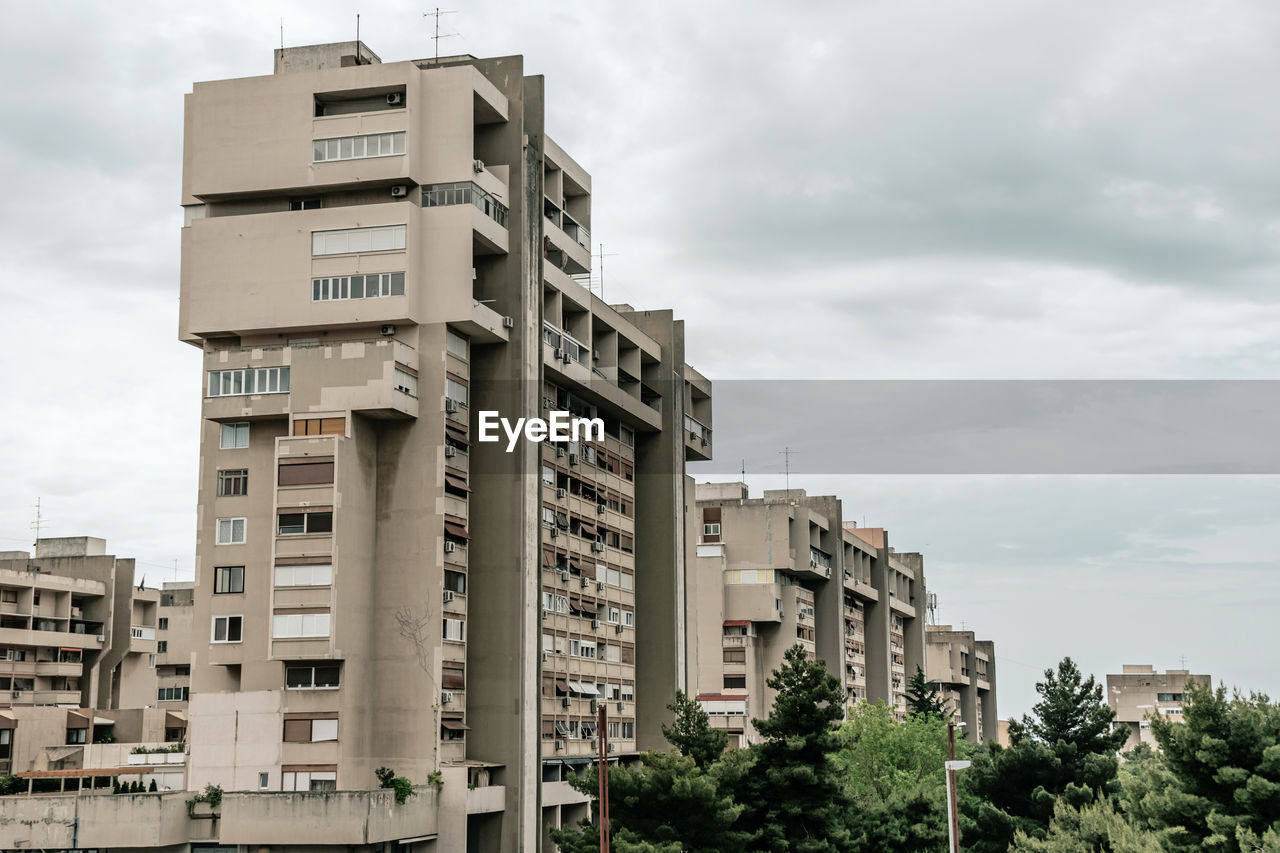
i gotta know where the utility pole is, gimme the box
[597,703,610,853]
[945,721,970,853]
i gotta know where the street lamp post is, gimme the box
[945,720,971,853]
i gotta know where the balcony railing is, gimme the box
[131,626,156,641]
[684,415,712,447]
[423,182,509,228]
[809,547,832,570]
[562,216,590,249]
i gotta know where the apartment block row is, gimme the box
[0,39,991,853]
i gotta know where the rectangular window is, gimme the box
[724,676,747,689]
[442,661,465,690]
[217,468,248,497]
[446,329,469,360]
[211,615,243,643]
[207,367,290,397]
[214,565,245,594]
[444,569,467,594]
[442,618,465,642]
[157,640,168,653]
[724,648,746,663]
[311,272,406,302]
[313,131,405,162]
[158,618,169,631]
[157,686,190,701]
[394,367,418,396]
[703,523,721,536]
[311,718,338,741]
[259,772,271,789]
[278,511,333,535]
[446,377,468,407]
[290,198,320,211]
[282,770,337,792]
[311,225,406,256]
[278,459,335,486]
[215,517,246,545]
[272,612,331,639]
[147,653,157,668]
[66,728,87,745]
[274,563,332,587]
[286,663,341,689]
[293,417,346,436]
[422,182,509,228]
[220,422,250,449]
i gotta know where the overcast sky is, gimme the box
[1,1,1277,718]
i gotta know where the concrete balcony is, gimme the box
[28,689,82,705]
[217,788,440,846]
[0,626,102,652]
[466,784,506,815]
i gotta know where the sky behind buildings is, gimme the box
[1,0,1277,717]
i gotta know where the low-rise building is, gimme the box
[1107,663,1211,749]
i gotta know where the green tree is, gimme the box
[962,657,1128,852]
[549,751,751,853]
[735,644,851,852]
[1009,797,1164,853]
[904,666,948,720]
[1121,682,1280,852]
[662,690,728,769]
[833,701,957,851]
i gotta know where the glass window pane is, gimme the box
[352,136,365,157]
[390,272,405,296]
[351,275,364,299]
[279,368,289,392]
[313,140,325,161]
[348,230,371,253]
[393,132,405,154]
[227,618,242,642]
[326,139,339,159]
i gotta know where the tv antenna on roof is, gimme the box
[424,9,459,61]
[779,447,794,496]
[595,244,619,302]
[927,592,938,625]
[30,497,45,556]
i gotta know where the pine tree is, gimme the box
[904,665,948,720]
[662,690,728,769]
[738,644,852,852]
[1013,657,1130,758]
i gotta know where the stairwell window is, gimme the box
[207,367,290,397]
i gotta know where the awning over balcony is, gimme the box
[443,519,469,541]
[0,711,15,729]
[441,719,470,731]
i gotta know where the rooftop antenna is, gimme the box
[356,13,360,50]
[280,18,284,50]
[595,243,619,301]
[779,447,793,497]
[30,497,44,556]
[1179,654,1188,669]
[424,9,459,61]
[741,459,746,481]
[927,592,938,625]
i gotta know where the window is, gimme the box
[32,591,40,607]
[215,517,246,545]
[446,329,469,360]
[444,569,467,594]
[724,676,746,689]
[290,197,321,211]
[312,131,406,162]
[621,684,634,701]
[207,367,290,397]
[278,511,333,535]
[312,272,406,301]
[293,417,346,436]
[275,564,333,587]
[272,612,331,639]
[258,772,271,789]
[286,663,340,689]
[158,618,169,631]
[148,653,157,668]
[443,618,465,642]
[211,615,243,643]
[157,686,190,701]
[311,225,406,256]
[220,422,249,449]
[214,566,244,594]
[157,640,168,653]
[278,459,335,486]
[724,648,746,663]
[216,469,248,499]
[703,523,721,537]
[1157,693,1183,702]
[422,182,509,228]
[0,590,13,604]
[446,377,468,407]
[282,770,336,792]
[442,661,465,690]
[66,728,87,745]
[284,717,338,742]
[394,367,417,396]
[0,729,11,759]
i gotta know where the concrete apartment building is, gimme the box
[689,485,927,745]
[925,624,997,742]
[1107,664,1211,749]
[145,39,709,853]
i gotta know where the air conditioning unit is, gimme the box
[607,743,616,753]
[541,652,548,662]
[561,351,572,364]
[556,446,566,458]
[596,503,605,516]
[387,92,404,105]
[390,185,408,198]
[560,571,571,583]
[556,488,567,499]
[615,625,624,635]
[553,347,565,361]
[473,159,485,173]
[690,430,699,440]
[555,739,565,751]
[380,324,396,336]
[589,699,598,713]
[444,541,456,554]
[580,577,590,588]
[441,692,454,704]
[502,315,514,329]
[550,528,559,539]
[96,635,105,643]
[569,453,579,466]
[591,542,604,553]
[561,697,572,708]
[445,398,458,413]
[444,446,457,458]
[596,582,604,591]
[590,619,599,629]
[443,591,455,603]
[10,691,19,699]
[592,349,600,361]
